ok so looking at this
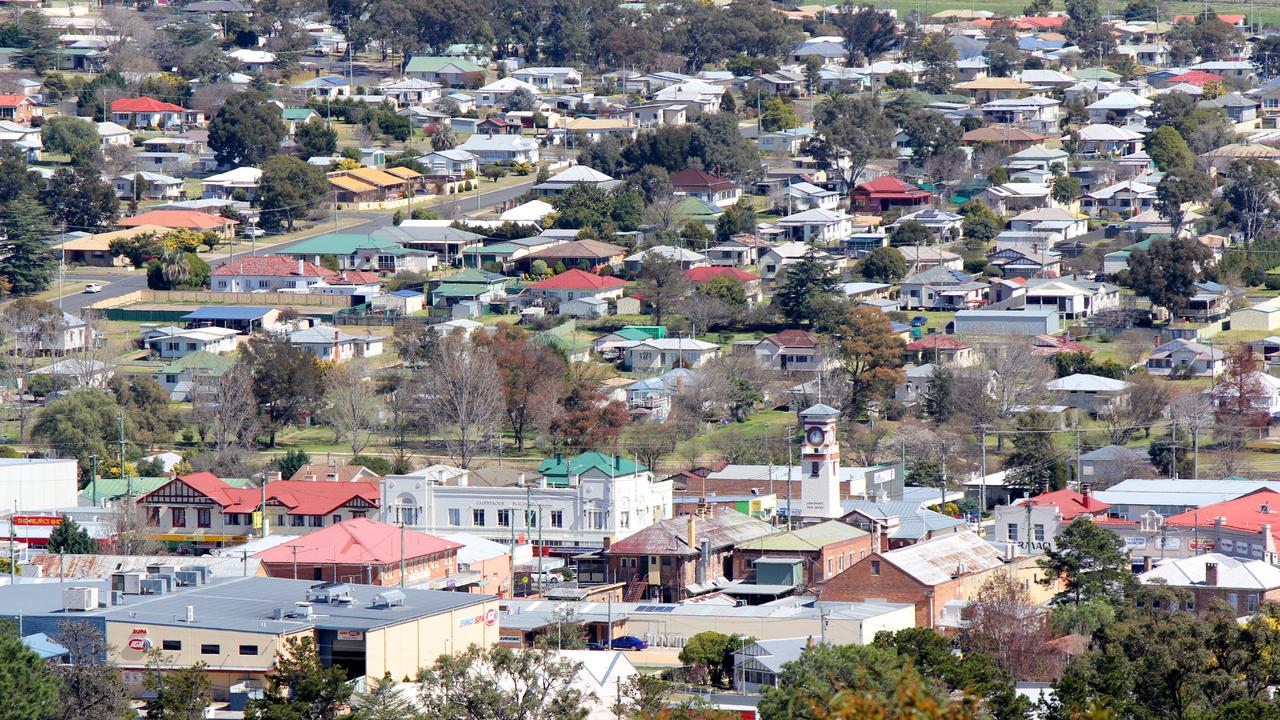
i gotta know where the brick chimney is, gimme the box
[1205,561,1219,587]
[687,514,697,548]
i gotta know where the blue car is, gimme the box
[910,316,928,327]
[610,635,649,651]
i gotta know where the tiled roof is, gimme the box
[528,268,627,291]
[0,95,32,107]
[212,256,333,277]
[606,509,778,556]
[254,518,459,564]
[117,210,235,230]
[855,176,929,197]
[1026,489,1110,520]
[685,266,759,283]
[765,328,819,349]
[669,167,737,192]
[525,239,626,260]
[905,335,972,351]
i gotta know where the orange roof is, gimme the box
[685,266,760,283]
[905,335,972,351]
[254,518,460,565]
[0,95,33,108]
[111,96,186,113]
[528,268,627,291]
[117,210,235,230]
[212,256,333,277]
[329,175,378,194]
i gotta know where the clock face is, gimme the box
[807,427,825,445]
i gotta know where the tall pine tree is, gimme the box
[0,196,56,295]
[774,251,838,326]
[47,515,96,554]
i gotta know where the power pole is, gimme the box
[978,426,987,515]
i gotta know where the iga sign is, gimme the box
[459,608,498,628]
[127,628,151,652]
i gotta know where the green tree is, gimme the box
[351,673,419,720]
[415,644,588,720]
[245,636,352,720]
[0,196,57,294]
[348,454,393,476]
[758,642,941,720]
[11,11,59,74]
[832,3,898,64]
[827,304,906,417]
[774,251,838,325]
[0,620,60,719]
[294,118,338,158]
[858,246,907,282]
[698,275,748,306]
[33,389,138,480]
[960,199,1002,247]
[208,91,287,166]
[922,363,957,425]
[51,619,133,720]
[679,631,749,687]
[636,251,692,326]
[257,155,328,231]
[1051,175,1081,206]
[480,165,508,182]
[41,116,99,156]
[1039,516,1133,606]
[47,515,97,554]
[244,338,323,446]
[1155,169,1212,236]
[144,653,213,720]
[1118,236,1211,313]
[1223,159,1280,243]
[1145,125,1196,173]
[914,32,958,94]
[759,95,800,132]
[431,124,457,151]
[720,90,737,114]
[1124,0,1157,20]
[805,93,895,190]
[714,200,757,242]
[890,219,932,248]
[41,165,120,232]
[1148,431,1193,478]
[1003,410,1068,494]
[276,449,312,480]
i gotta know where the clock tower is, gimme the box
[799,403,842,519]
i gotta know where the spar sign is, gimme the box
[126,628,152,652]
[459,608,498,628]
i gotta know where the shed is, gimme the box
[949,309,1060,335]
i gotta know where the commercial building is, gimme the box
[255,519,461,587]
[0,459,79,513]
[1137,553,1280,617]
[0,576,498,698]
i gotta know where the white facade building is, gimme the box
[0,458,79,512]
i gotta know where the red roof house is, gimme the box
[1167,70,1226,87]
[670,167,742,208]
[117,210,238,238]
[685,266,760,284]
[527,268,628,302]
[1013,15,1067,30]
[1027,489,1111,521]
[851,176,931,213]
[255,518,462,586]
[905,335,976,365]
[1165,489,1280,547]
[110,96,198,129]
[0,95,37,124]
[211,256,337,292]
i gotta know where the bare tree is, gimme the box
[321,359,381,456]
[384,375,419,474]
[49,619,133,720]
[192,360,259,450]
[1113,328,1157,370]
[110,498,167,556]
[699,353,783,422]
[684,295,735,337]
[624,421,681,472]
[644,194,684,233]
[1171,391,1215,478]
[0,298,63,440]
[416,333,503,468]
[842,423,890,466]
[977,340,1053,448]
[958,573,1060,682]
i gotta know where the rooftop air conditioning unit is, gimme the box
[111,572,144,595]
[62,586,99,611]
[372,589,406,608]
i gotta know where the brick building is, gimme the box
[255,518,461,587]
[599,509,778,602]
[732,520,873,588]
[818,530,1054,627]
[1138,553,1280,617]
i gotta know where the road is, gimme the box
[51,179,536,314]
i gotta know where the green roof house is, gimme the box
[278,233,438,274]
[404,56,485,87]
[538,451,648,485]
[151,351,236,402]
[281,107,319,133]
[430,268,513,308]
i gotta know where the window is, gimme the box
[226,513,241,526]
[810,462,819,477]
[1007,523,1019,541]
[497,509,511,527]
[550,510,563,528]
[196,508,211,528]
[171,508,186,528]
[587,510,605,530]
[1250,594,1260,611]
[870,560,881,576]
[186,342,197,351]
[275,514,286,527]
[332,514,342,525]
[1228,593,1239,610]
[291,515,305,527]
[448,508,462,526]
[257,280,269,289]
[351,511,366,519]
[827,558,832,576]
[200,644,220,655]
[147,507,160,527]
[308,515,324,527]
[162,640,181,651]
[239,645,258,656]
[620,511,631,529]
[1033,524,1045,542]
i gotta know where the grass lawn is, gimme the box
[672,409,798,468]
[30,281,90,302]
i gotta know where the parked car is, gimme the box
[910,316,928,327]
[586,642,607,651]
[83,283,103,293]
[241,226,266,238]
[611,635,649,651]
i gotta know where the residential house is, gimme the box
[1085,91,1153,124]
[292,75,351,98]
[784,182,840,212]
[12,311,92,355]
[151,351,236,402]
[670,168,741,208]
[1022,277,1119,319]
[526,268,627,305]
[419,149,478,179]
[404,56,484,86]
[979,183,1054,215]
[110,97,192,129]
[1082,179,1158,218]
[986,247,1062,279]
[112,172,183,201]
[0,95,36,124]
[1045,373,1134,416]
[980,96,1061,133]
[753,329,829,374]
[818,530,1049,627]
[142,326,240,359]
[1198,92,1260,126]
[1175,281,1233,322]
[777,208,855,244]
[624,246,708,273]
[705,234,769,267]
[521,240,626,272]
[117,210,237,240]
[457,134,540,164]
[476,117,523,136]
[1138,553,1280,617]
[1008,207,1089,242]
[511,66,582,91]
[760,241,825,282]
[1146,338,1226,377]
[686,267,762,304]
[890,209,963,242]
[623,369,691,423]
[961,126,1048,151]
[1077,124,1145,157]
[624,338,720,371]
[1078,444,1153,487]
[377,77,443,106]
[95,121,132,148]
[281,233,438,274]
[1210,370,1280,418]
[898,266,975,310]
[210,257,332,292]
[135,471,380,547]
[475,77,541,106]
[429,268,513,308]
[898,246,964,272]
[954,77,1033,103]
[602,509,778,602]
[1005,145,1071,173]
[280,107,319,134]
[851,177,931,214]
[904,336,977,367]
[287,325,384,362]
[534,166,623,196]
[758,127,817,155]
[200,167,261,200]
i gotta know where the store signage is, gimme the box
[12,516,61,527]
[127,628,151,652]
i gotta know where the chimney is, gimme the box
[1143,555,1152,572]
[297,258,304,276]
[1205,561,1219,587]
[304,473,317,482]
[687,514,697,549]
[602,536,611,552]
[267,471,282,482]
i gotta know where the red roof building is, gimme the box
[117,210,238,238]
[527,268,628,302]
[111,96,186,114]
[0,94,36,124]
[110,96,199,129]
[905,335,976,366]
[851,176,931,213]
[1031,334,1096,356]
[1165,489,1280,548]
[136,472,381,547]
[1172,13,1245,25]
[1027,489,1111,521]
[1167,70,1226,87]
[212,256,333,278]
[255,518,462,586]
[670,167,742,208]
[1013,15,1067,29]
[685,266,760,283]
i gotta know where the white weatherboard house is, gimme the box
[1045,373,1133,416]
[457,134,540,164]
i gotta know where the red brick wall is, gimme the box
[818,553,967,627]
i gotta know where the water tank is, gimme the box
[62,586,99,611]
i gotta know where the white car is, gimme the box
[83,283,103,293]
[241,227,267,238]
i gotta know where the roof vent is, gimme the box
[372,589,406,608]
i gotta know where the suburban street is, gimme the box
[49,179,537,313]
